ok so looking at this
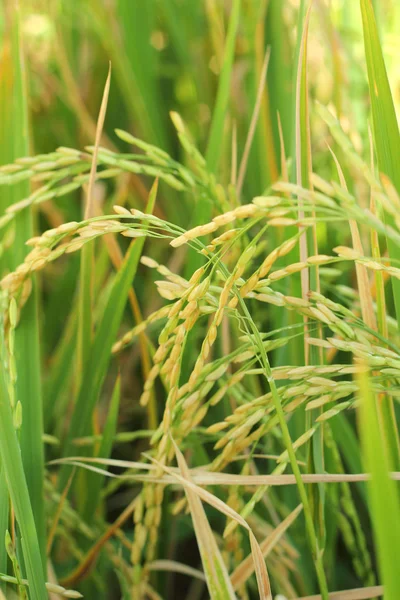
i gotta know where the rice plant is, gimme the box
[1,1,400,599]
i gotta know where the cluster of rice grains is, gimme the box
[125,198,309,591]
[118,185,400,593]
[2,118,400,596]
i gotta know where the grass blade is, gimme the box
[298,585,384,600]
[231,504,302,589]
[205,0,241,174]
[83,375,121,523]
[295,0,328,580]
[58,180,158,491]
[236,47,271,198]
[77,65,111,393]
[0,335,47,598]
[360,0,400,191]
[116,0,168,150]
[84,65,111,222]
[0,468,8,592]
[360,0,400,327]
[185,0,241,276]
[165,439,272,600]
[0,1,45,565]
[172,446,238,600]
[358,366,400,599]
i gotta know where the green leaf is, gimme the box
[358,367,400,599]
[186,0,241,275]
[76,65,111,398]
[58,180,158,491]
[83,375,121,523]
[205,0,241,175]
[360,0,400,327]
[0,330,47,599]
[0,468,8,592]
[172,443,238,600]
[0,1,45,566]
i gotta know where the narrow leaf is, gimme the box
[172,443,237,600]
[0,337,47,598]
[231,504,302,589]
[58,180,158,491]
[358,366,400,599]
[83,375,121,522]
[205,0,241,174]
[0,0,46,566]
[360,0,400,326]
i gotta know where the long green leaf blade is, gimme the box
[173,443,238,600]
[58,181,158,490]
[0,1,45,566]
[83,375,121,522]
[0,331,46,599]
[0,468,7,592]
[358,367,400,599]
[187,0,241,275]
[205,0,241,174]
[360,0,400,326]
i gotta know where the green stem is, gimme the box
[208,246,329,599]
[240,299,329,599]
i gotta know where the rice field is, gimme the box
[1,1,400,599]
